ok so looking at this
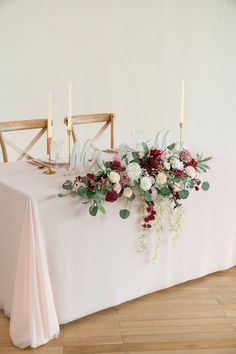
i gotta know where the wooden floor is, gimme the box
[1,267,236,354]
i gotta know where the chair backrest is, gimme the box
[64,113,115,149]
[0,119,48,162]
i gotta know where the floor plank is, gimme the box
[1,266,236,353]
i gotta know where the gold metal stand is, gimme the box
[179,122,184,148]
[67,129,72,170]
[44,137,56,175]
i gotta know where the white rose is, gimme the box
[170,157,184,170]
[164,161,170,170]
[126,162,142,181]
[109,171,120,184]
[123,187,133,198]
[185,166,196,179]
[156,172,167,186]
[140,176,152,191]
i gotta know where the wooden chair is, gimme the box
[0,119,48,162]
[64,113,115,150]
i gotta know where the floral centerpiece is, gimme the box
[61,142,212,260]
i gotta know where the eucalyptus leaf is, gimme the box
[77,186,86,196]
[144,191,152,202]
[63,181,73,190]
[119,209,130,219]
[87,189,95,199]
[89,205,98,216]
[167,143,176,150]
[202,181,210,191]
[128,193,135,201]
[98,204,106,214]
[179,190,189,199]
[159,186,171,196]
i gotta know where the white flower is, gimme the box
[170,157,184,170]
[164,161,171,170]
[140,176,152,191]
[156,172,167,186]
[109,171,120,184]
[185,166,196,179]
[126,162,142,181]
[123,187,133,198]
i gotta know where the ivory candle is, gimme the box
[48,92,52,138]
[68,82,72,131]
[179,80,185,124]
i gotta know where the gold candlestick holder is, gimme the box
[67,129,72,170]
[44,137,56,175]
[179,122,184,149]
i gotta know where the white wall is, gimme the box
[0,0,236,160]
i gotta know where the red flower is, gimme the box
[105,191,118,202]
[149,157,161,170]
[150,149,162,157]
[87,173,95,181]
[172,169,183,177]
[185,158,197,168]
[195,186,199,191]
[110,160,122,171]
[141,161,152,174]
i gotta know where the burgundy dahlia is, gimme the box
[149,157,161,170]
[109,160,122,171]
[150,149,162,157]
[105,191,118,202]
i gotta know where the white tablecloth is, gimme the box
[0,156,236,348]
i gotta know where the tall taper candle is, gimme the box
[48,92,52,138]
[68,82,72,131]
[179,80,184,124]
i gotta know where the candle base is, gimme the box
[43,167,56,175]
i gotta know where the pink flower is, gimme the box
[160,151,168,160]
[123,187,133,198]
[180,149,192,163]
[120,171,129,185]
[113,183,121,194]
[185,166,196,179]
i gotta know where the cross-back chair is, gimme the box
[64,113,115,150]
[0,119,48,162]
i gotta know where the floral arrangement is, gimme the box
[61,142,212,260]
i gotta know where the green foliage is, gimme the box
[98,204,105,214]
[80,176,88,184]
[144,191,152,202]
[119,209,130,219]
[202,181,210,191]
[63,181,73,190]
[132,151,140,160]
[159,186,171,196]
[77,186,86,196]
[179,190,189,199]
[106,180,112,191]
[87,189,95,199]
[167,143,176,150]
[128,193,135,201]
[89,205,98,216]
[142,142,149,156]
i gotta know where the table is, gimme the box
[0,156,236,348]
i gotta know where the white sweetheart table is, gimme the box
[0,155,236,348]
